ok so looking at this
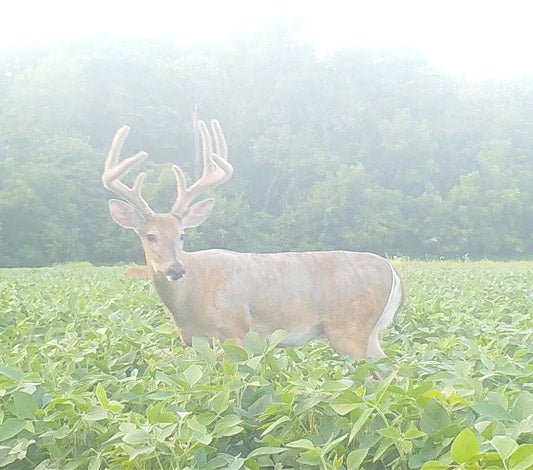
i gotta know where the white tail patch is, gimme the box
[366,262,403,358]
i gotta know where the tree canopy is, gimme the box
[0,28,531,267]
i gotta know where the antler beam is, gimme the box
[171,119,233,218]
[102,126,153,217]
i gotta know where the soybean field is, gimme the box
[0,261,531,469]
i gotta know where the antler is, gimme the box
[171,119,233,217]
[102,126,153,217]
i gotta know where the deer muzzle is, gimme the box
[167,262,185,281]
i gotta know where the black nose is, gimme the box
[167,263,185,280]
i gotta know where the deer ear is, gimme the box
[181,199,215,229]
[108,199,141,230]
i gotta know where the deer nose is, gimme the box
[167,262,185,280]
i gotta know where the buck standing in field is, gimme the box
[102,119,404,360]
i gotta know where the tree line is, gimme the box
[0,27,531,267]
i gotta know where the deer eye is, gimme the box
[146,233,157,243]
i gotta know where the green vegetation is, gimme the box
[0,261,531,469]
[1,28,532,267]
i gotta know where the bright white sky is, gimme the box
[1,0,532,79]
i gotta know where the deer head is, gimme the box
[102,120,233,280]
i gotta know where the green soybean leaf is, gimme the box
[213,415,243,437]
[0,418,26,442]
[210,389,230,415]
[88,454,101,470]
[205,455,232,470]
[244,458,259,470]
[260,416,290,437]
[420,461,449,470]
[375,371,396,404]
[95,383,109,408]
[472,403,511,421]
[223,344,249,362]
[330,390,364,416]
[297,448,321,466]
[349,408,373,443]
[286,439,314,450]
[128,446,156,461]
[247,447,285,458]
[346,449,368,469]
[184,365,203,386]
[40,425,71,439]
[13,391,37,419]
[405,428,426,439]
[491,436,518,461]
[511,392,533,422]
[451,428,479,464]
[509,444,533,470]
[83,406,108,421]
[378,426,401,439]
[192,337,217,366]
[122,428,150,445]
[268,329,288,348]
[0,365,22,382]
[420,399,450,434]
[244,331,267,355]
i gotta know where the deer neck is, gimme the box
[149,252,194,325]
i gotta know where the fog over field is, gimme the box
[0,31,532,265]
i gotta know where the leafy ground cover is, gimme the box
[0,260,531,469]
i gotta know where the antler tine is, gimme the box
[199,120,215,175]
[210,119,232,183]
[102,126,153,217]
[171,119,233,218]
[211,119,228,160]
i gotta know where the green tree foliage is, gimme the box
[0,29,531,266]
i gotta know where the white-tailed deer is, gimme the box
[103,120,404,359]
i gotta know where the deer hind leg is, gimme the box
[366,263,405,359]
[328,262,405,361]
[322,321,374,361]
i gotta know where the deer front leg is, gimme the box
[175,306,251,348]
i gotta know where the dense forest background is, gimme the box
[0,27,531,267]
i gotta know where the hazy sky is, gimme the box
[1,0,532,79]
